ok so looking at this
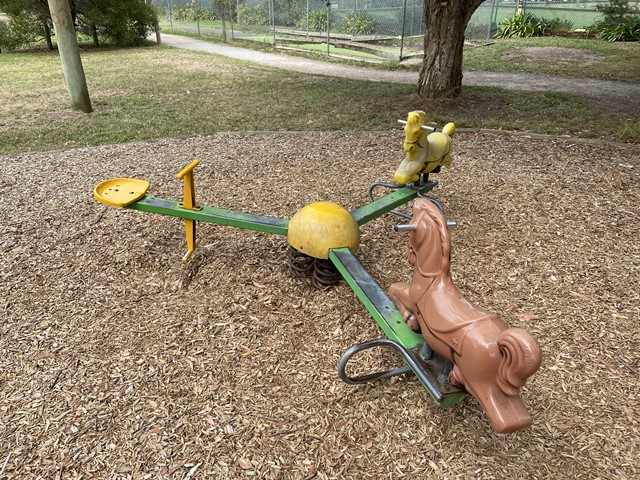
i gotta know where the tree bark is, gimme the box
[154,19,161,44]
[43,20,54,50]
[91,25,99,47]
[220,1,227,43]
[47,0,92,113]
[418,0,484,98]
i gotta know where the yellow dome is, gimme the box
[287,201,360,259]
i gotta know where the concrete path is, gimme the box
[159,33,640,102]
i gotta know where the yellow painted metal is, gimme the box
[182,220,201,262]
[176,160,202,262]
[93,178,150,208]
[288,201,360,259]
[176,159,202,211]
[394,111,455,184]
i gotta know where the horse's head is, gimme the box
[394,111,430,184]
[405,198,451,278]
[403,111,429,158]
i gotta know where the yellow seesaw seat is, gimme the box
[94,178,150,208]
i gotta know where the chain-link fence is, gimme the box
[151,0,639,60]
[466,0,640,40]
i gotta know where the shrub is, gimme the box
[199,8,217,22]
[77,0,158,47]
[545,17,573,35]
[597,16,640,41]
[591,0,640,41]
[0,15,42,51]
[596,0,639,25]
[339,10,376,35]
[304,9,328,32]
[172,6,216,22]
[495,12,546,38]
[239,5,268,26]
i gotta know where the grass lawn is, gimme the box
[0,41,638,156]
[161,22,640,81]
[463,37,640,82]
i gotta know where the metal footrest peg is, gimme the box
[338,338,466,407]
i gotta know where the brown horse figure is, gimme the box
[388,198,542,433]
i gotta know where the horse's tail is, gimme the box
[495,328,542,396]
[442,122,456,138]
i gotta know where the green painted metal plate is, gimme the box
[350,183,435,226]
[329,248,423,348]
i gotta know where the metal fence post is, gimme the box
[196,0,200,35]
[326,0,331,56]
[270,0,275,44]
[400,0,408,61]
[486,0,496,40]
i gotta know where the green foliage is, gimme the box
[0,19,18,51]
[0,0,48,19]
[173,6,192,21]
[0,12,45,50]
[304,9,327,32]
[545,17,573,35]
[76,0,159,47]
[339,10,376,36]
[269,0,305,27]
[239,5,268,26]
[591,0,640,42]
[495,13,546,38]
[0,0,158,48]
[597,16,640,41]
[596,0,639,25]
[0,0,50,50]
[172,5,216,22]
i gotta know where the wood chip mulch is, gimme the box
[1,131,638,479]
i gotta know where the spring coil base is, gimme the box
[287,247,314,275]
[287,246,341,289]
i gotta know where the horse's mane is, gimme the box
[412,199,452,278]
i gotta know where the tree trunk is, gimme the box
[154,19,161,44]
[47,0,92,113]
[220,1,227,43]
[43,20,54,50]
[417,0,484,98]
[91,25,99,47]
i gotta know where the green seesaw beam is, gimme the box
[127,195,289,236]
[123,182,434,236]
[350,182,435,226]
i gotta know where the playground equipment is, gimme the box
[389,198,542,433]
[394,110,455,185]
[93,111,541,432]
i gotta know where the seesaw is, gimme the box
[94,112,541,432]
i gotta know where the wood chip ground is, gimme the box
[1,132,639,479]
